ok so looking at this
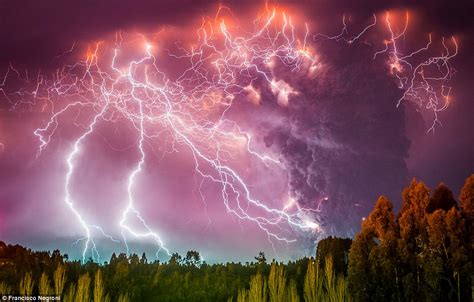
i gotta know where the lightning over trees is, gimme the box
[0,174,471,301]
[0,6,460,261]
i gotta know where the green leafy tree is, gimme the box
[268,263,286,302]
[169,253,183,265]
[63,284,76,302]
[53,264,66,296]
[76,273,91,302]
[184,250,202,267]
[324,256,349,302]
[19,272,34,295]
[249,272,268,302]
[287,279,300,302]
[237,288,249,302]
[109,253,118,265]
[94,269,110,302]
[335,276,349,302]
[304,258,323,302]
[129,254,140,266]
[324,256,336,301]
[39,272,53,295]
[0,282,12,295]
[117,293,131,302]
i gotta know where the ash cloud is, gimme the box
[261,42,410,236]
[0,0,473,259]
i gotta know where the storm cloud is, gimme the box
[0,0,473,261]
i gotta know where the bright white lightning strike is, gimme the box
[25,9,321,261]
[64,103,112,263]
[1,7,458,261]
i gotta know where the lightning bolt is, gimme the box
[64,101,113,263]
[1,7,459,261]
[375,11,458,132]
[317,11,458,132]
[119,46,170,257]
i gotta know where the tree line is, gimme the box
[348,175,473,301]
[0,174,472,301]
[0,245,349,301]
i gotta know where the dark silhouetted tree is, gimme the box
[255,252,267,264]
[109,253,118,266]
[140,252,148,265]
[316,236,352,275]
[348,228,375,301]
[184,250,202,267]
[459,174,474,241]
[169,253,183,265]
[427,183,457,213]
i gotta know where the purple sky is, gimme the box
[0,0,473,262]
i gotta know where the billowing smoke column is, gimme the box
[258,11,457,241]
[263,42,410,237]
[0,7,458,260]
[267,12,456,240]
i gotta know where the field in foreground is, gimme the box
[0,175,472,301]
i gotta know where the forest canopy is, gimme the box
[0,174,473,301]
